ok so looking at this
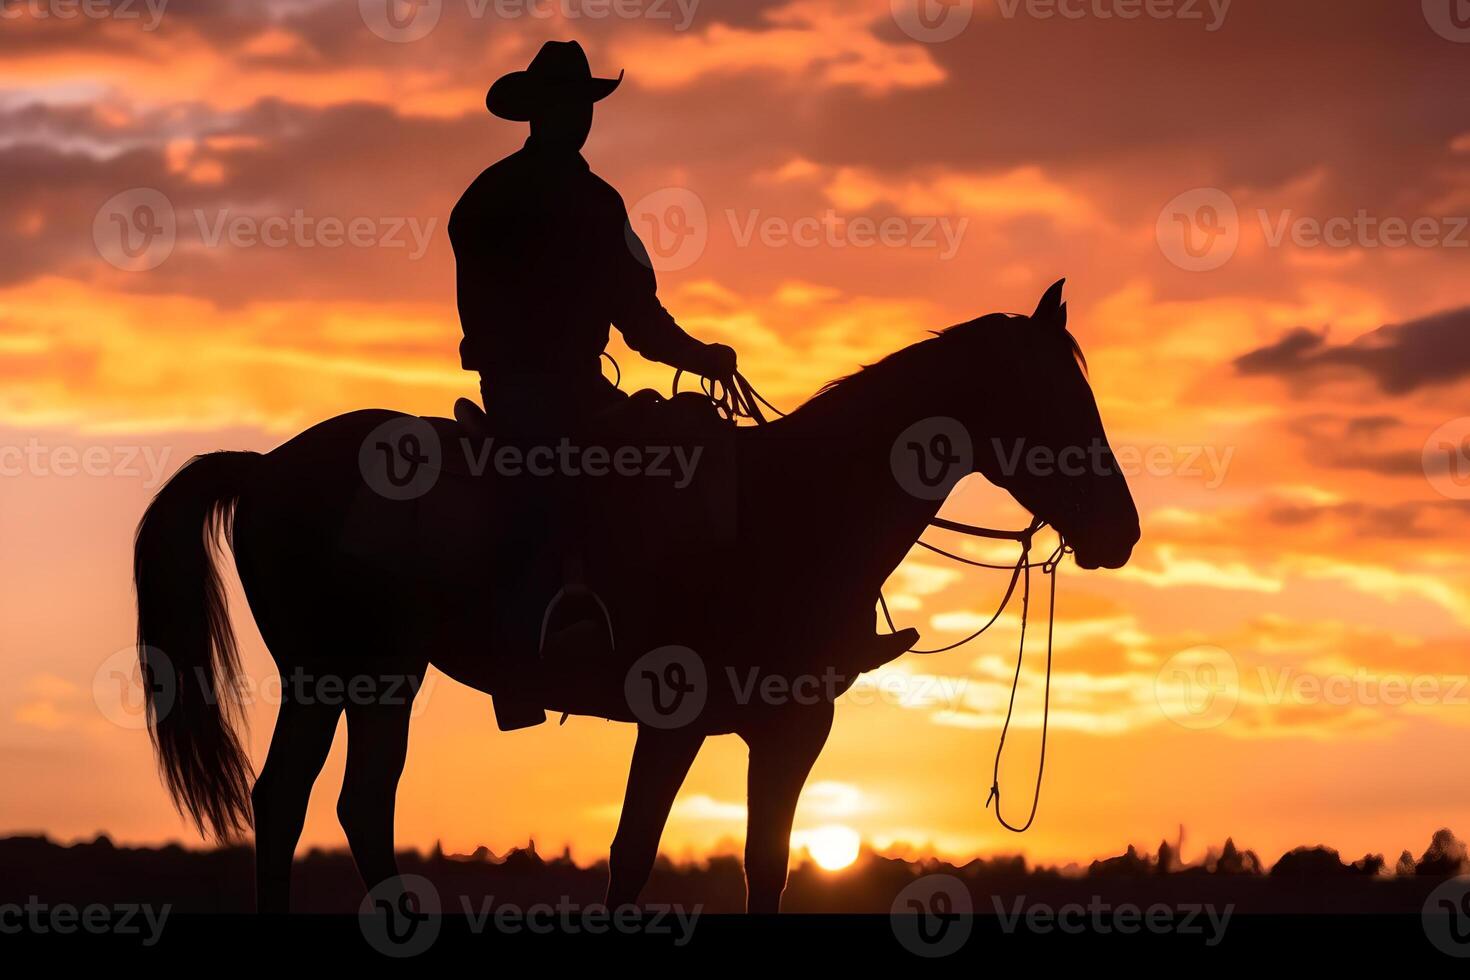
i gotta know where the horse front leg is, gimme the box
[741,701,834,913]
[605,724,705,907]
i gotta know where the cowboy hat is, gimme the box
[486,40,623,122]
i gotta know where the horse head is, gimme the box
[951,280,1140,570]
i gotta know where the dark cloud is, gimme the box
[0,99,495,304]
[3,0,1470,312]
[1237,308,1470,394]
[1261,500,1464,540]
[1345,415,1400,436]
[8,0,1469,190]
[1279,413,1427,478]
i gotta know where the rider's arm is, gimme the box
[609,197,722,375]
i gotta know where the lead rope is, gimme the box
[688,368,1065,832]
[883,520,1065,832]
[985,537,1063,833]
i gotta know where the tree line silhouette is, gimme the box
[2,828,1464,915]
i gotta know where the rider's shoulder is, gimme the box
[454,160,508,206]
[450,156,522,223]
[466,153,523,189]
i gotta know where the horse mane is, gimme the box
[800,311,1087,416]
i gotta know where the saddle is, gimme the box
[451,386,732,449]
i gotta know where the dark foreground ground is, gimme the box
[3,831,1469,963]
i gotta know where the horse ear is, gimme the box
[1032,278,1066,328]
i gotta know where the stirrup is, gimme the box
[537,577,616,729]
[537,584,616,655]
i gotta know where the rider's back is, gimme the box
[449,140,632,387]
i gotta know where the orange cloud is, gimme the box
[611,0,946,94]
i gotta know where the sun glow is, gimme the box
[796,825,863,871]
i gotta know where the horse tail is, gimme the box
[133,450,261,840]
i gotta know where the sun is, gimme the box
[797,825,862,872]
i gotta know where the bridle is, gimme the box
[675,368,1070,835]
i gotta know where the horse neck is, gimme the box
[759,353,1003,594]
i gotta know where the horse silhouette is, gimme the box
[132,280,1139,913]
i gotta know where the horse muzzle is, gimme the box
[1069,519,1139,570]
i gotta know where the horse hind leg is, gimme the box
[337,672,421,894]
[252,697,342,913]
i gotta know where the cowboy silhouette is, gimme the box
[449,41,739,729]
[451,40,736,420]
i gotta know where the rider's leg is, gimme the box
[499,385,617,693]
[487,500,550,732]
[477,377,633,728]
[481,377,550,731]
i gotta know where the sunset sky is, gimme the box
[2,0,1469,871]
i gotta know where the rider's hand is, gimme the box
[701,343,737,380]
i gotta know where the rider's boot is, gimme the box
[490,571,549,732]
[494,556,614,730]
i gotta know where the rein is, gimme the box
[670,368,782,424]
[676,369,1068,835]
